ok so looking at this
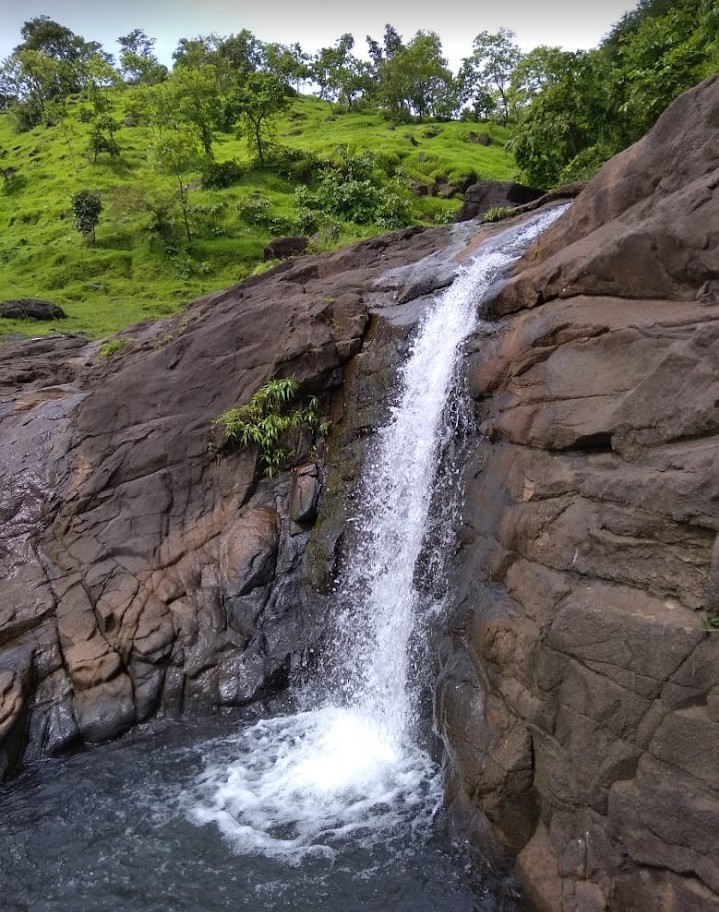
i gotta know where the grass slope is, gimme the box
[0,90,516,339]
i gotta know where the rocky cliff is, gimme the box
[436,74,719,911]
[1,71,718,912]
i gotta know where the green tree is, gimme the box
[148,64,224,157]
[612,1,712,144]
[216,30,263,82]
[171,35,221,70]
[151,125,206,241]
[262,42,311,91]
[376,30,456,120]
[117,29,167,85]
[0,49,62,128]
[13,16,109,95]
[71,188,102,243]
[509,45,569,109]
[460,28,522,124]
[508,0,718,188]
[507,49,615,187]
[233,72,292,163]
[83,55,121,161]
[311,34,357,102]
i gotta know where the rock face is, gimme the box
[437,74,719,910]
[0,224,453,780]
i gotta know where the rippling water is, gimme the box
[0,715,512,912]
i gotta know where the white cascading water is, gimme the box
[185,204,569,861]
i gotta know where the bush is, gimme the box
[294,151,412,229]
[99,337,129,357]
[201,158,245,189]
[70,189,103,244]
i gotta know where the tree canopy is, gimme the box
[0,7,717,187]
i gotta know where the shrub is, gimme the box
[201,158,245,189]
[293,151,411,229]
[70,189,103,244]
[99,337,129,357]
[212,376,328,477]
[482,205,516,223]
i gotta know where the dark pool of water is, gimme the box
[0,713,521,912]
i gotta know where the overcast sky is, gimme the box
[1,0,640,72]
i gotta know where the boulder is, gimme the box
[455,180,546,222]
[0,298,65,320]
[263,235,309,261]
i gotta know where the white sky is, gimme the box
[1,0,640,72]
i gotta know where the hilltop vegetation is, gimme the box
[0,94,513,337]
[0,0,716,338]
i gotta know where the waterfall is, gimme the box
[185,204,569,862]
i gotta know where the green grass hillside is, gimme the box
[0,91,515,340]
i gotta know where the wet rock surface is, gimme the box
[437,74,719,910]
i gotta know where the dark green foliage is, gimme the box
[509,0,718,187]
[232,72,293,162]
[295,150,410,229]
[70,188,102,242]
[201,157,245,188]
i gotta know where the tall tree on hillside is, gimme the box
[610,0,715,144]
[232,72,292,162]
[83,54,121,161]
[375,30,457,120]
[507,48,615,187]
[216,30,263,82]
[150,124,206,241]
[311,34,357,102]
[262,42,312,91]
[0,50,62,128]
[14,16,110,93]
[172,35,221,70]
[117,29,167,85]
[460,28,522,124]
[149,63,225,157]
[365,23,405,90]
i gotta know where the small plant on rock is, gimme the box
[482,205,516,223]
[703,608,719,632]
[99,337,129,357]
[212,376,327,477]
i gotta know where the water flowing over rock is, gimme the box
[436,73,719,911]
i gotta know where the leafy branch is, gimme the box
[212,376,329,476]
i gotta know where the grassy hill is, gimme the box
[0,91,516,340]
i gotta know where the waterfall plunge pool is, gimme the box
[0,712,516,911]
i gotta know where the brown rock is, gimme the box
[439,74,719,910]
[455,180,546,222]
